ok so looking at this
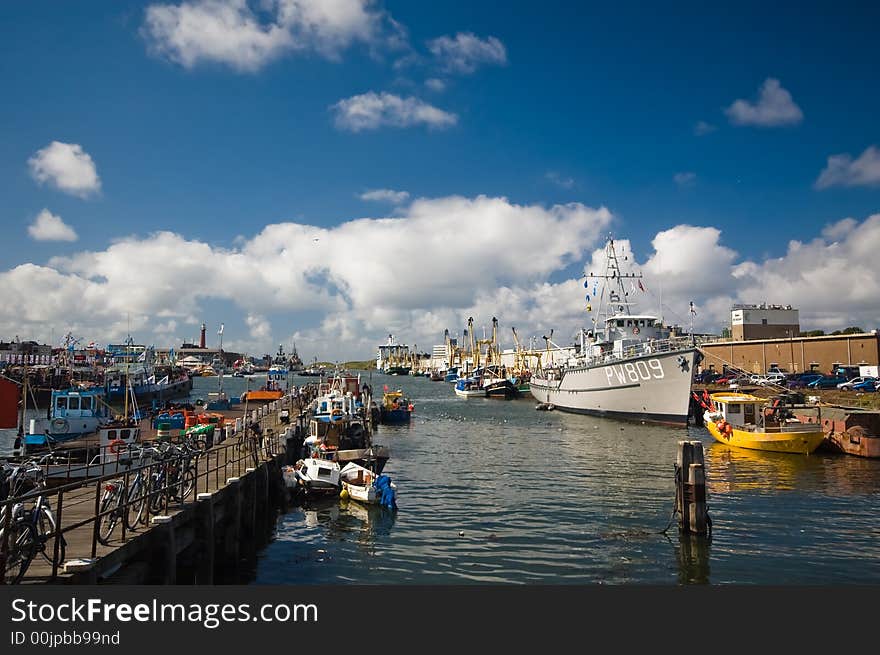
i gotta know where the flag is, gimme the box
[586,304,592,312]
[218,323,224,335]
[630,280,636,294]
[583,279,588,288]
[585,294,590,302]
[689,301,697,316]
[638,279,645,292]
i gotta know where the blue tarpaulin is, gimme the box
[374,475,398,510]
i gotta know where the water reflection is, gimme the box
[673,533,711,585]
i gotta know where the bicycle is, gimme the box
[144,442,197,513]
[1,461,67,584]
[96,446,157,544]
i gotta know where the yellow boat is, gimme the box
[702,392,825,455]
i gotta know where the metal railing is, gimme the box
[0,416,294,584]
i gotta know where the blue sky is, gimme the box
[2,1,879,359]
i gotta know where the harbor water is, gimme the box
[3,373,880,584]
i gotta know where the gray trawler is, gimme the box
[530,237,699,425]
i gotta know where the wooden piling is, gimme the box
[675,440,709,535]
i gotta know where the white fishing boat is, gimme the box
[283,458,341,496]
[529,237,700,425]
[454,378,485,398]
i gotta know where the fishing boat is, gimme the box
[283,458,341,496]
[240,365,287,403]
[454,378,485,398]
[701,392,825,454]
[22,387,113,449]
[529,237,700,425]
[339,462,398,508]
[379,388,413,424]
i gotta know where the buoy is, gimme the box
[340,488,349,500]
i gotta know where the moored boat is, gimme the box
[529,237,699,425]
[379,389,413,424]
[339,462,398,508]
[454,378,485,398]
[702,392,825,454]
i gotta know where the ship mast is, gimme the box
[587,237,643,335]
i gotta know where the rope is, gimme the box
[660,464,681,535]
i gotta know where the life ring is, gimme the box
[632,327,640,335]
[108,439,126,455]
[408,404,414,411]
[330,409,344,420]
[51,417,69,433]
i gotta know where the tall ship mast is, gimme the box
[529,236,700,425]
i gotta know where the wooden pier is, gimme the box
[2,392,316,585]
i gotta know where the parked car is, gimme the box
[838,376,877,391]
[807,375,848,389]
[787,373,824,389]
[851,378,879,392]
[756,372,787,386]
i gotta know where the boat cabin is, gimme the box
[50,388,107,421]
[266,366,289,392]
[708,392,762,429]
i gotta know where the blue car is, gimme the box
[788,374,823,389]
[807,376,847,389]
[852,379,879,392]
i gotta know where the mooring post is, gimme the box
[675,440,709,535]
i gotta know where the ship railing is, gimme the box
[568,336,695,368]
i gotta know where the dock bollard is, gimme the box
[675,440,709,536]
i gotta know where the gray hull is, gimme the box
[529,348,698,425]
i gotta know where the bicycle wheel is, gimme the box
[179,468,196,501]
[2,521,36,584]
[125,477,147,531]
[148,474,166,512]
[97,491,121,545]
[36,505,66,566]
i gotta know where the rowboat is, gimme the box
[339,462,397,508]
[702,392,825,454]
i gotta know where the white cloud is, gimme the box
[673,172,696,187]
[28,209,78,242]
[359,188,410,203]
[427,32,507,74]
[545,171,575,189]
[815,145,880,190]
[0,195,612,357]
[9,194,879,357]
[424,78,446,92]
[694,121,716,136]
[331,92,457,131]
[142,0,396,72]
[725,78,803,127]
[28,142,101,197]
[246,313,272,340]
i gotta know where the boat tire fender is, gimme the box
[52,418,69,433]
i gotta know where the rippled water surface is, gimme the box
[4,373,880,584]
[253,374,880,585]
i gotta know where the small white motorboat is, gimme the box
[339,462,397,507]
[454,378,485,398]
[283,457,341,496]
